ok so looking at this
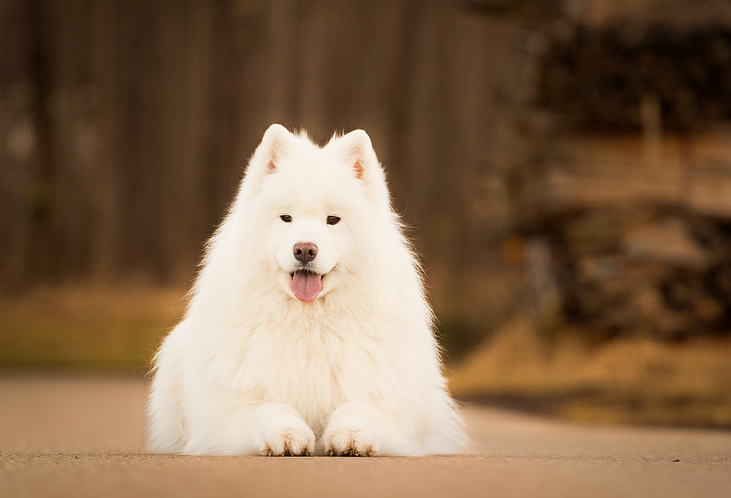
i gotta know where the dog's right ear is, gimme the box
[240,125,293,195]
[244,124,293,184]
[255,124,292,173]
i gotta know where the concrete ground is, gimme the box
[1,373,730,498]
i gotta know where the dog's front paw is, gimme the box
[324,425,377,457]
[257,414,315,456]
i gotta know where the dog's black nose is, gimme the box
[293,242,318,263]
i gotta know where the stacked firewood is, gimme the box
[526,16,731,340]
[538,23,731,129]
[522,128,731,341]
[543,210,731,340]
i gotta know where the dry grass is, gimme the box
[448,317,731,428]
[0,285,185,372]
[2,286,729,428]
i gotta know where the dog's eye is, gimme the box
[280,214,292,223]
[326,216,341,226]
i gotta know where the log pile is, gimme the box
[521,127,731,340]
[546,209,731,340]
[521,126,731,340]
[538,23,731,129]
[526,12,731,340]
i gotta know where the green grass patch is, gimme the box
[0,286,184,372]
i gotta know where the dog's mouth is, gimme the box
[289,270,323,303]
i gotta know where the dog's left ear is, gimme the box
[337,130,381,183]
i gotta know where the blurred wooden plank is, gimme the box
[542,128,731,218]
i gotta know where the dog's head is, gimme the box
[240,124,390,303]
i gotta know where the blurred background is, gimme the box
[1,0,731,428]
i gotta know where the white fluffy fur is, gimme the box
[147,124,467,456]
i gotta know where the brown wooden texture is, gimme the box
[0,0,503,300]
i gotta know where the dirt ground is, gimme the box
[1,373,730,498]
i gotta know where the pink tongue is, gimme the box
[291,271,322,302]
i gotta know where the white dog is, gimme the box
[147,124,467,456]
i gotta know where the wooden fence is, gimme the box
[0,0,503,294]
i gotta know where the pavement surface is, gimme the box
[1,373,730,498]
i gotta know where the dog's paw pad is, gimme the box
[325,428,376,457]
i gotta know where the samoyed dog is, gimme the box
[147,124,466,456]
